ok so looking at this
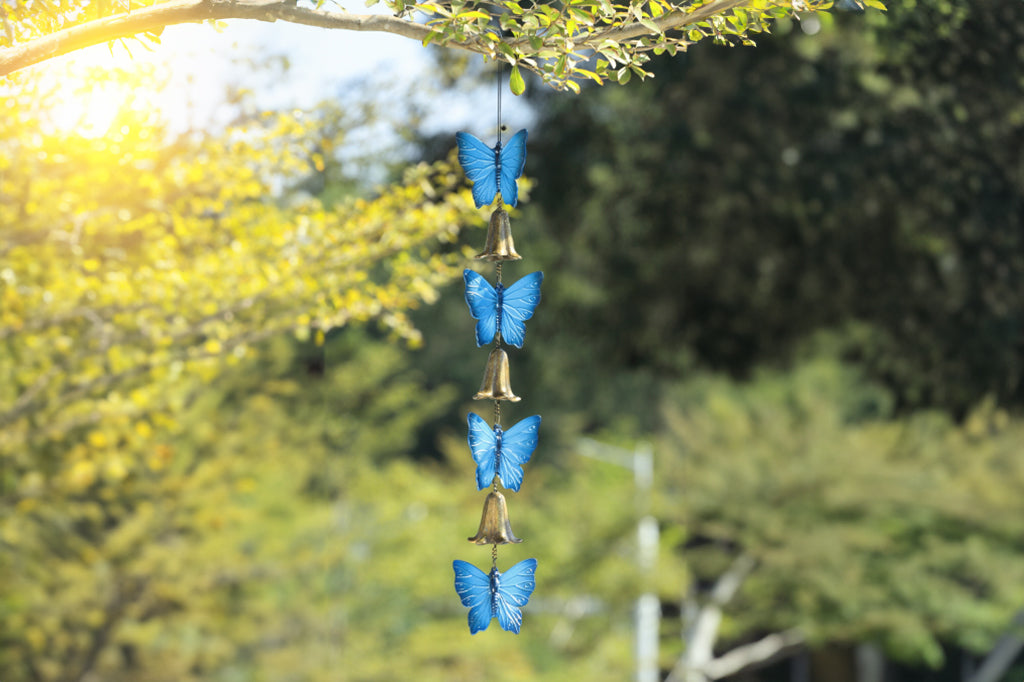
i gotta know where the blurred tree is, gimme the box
[0,60,480,680]
[521,0,1023,416]
[0,53,655,682]
[656,352,1024,677]
[406,1,1024,677]
[1,320,652,681]
[0,62,477,451]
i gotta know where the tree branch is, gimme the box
[667,554,757,682]
[968,608,1024,682]
[0,0,434,78]
[589,0,751,44]
[702,629,805,680]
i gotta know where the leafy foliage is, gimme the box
[0,0,163,47]
[412,0,840,92]
[0,0,880,90]
[0,62,486,681]
[521,0,1024,414]
[658,354,1024,666]
[4,0,1022,679]
[407,0,1024,673]
[0,63,478,453]
[1,325,648,681]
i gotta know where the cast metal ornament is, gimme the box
[473,347,521,402]
[476,208,522,262]
[452,121,540,635]
[468,491,523,545]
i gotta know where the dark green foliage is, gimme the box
[522,0,1024,415]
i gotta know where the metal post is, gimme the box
[577,439,659,682]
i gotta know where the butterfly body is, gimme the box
[468,413,540,492]
[464,269,543,348]
[495,284,505,340]
[453,558,537,634]
[456,129,528,208]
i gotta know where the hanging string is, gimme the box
[496,62,504,145]
[493,59,504,575]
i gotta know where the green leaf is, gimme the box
[616,66,631,84]
[510,65,526,96]
[568,7,595,24]
[638,16,662,34]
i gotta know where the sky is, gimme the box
[30,8,534,141]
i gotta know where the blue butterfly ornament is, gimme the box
[456,129,528,208]
[453,558,538,634]
[464,269,543,348]
[467,413,540,492]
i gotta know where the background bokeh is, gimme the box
[2,1,1023,680]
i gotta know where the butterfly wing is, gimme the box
[453,560,494,634]
[497,415,541,492]
[497,129,528,208]
[456,132,499,208]
[498,271,543,348]
[467,413,498,491]
[494,558,538,634]
[464,269,498,346]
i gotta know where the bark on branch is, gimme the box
[0,0,757,78]
[589,0,750,44]
[702,629,805,679]
[667,554,758,682]
[0,0,434,77]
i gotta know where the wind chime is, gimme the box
[451,72,541,635]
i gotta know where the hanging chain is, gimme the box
[492,63,504,574]
[453,59,540,633]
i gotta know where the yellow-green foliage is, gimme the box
[1,324,644,681]
[0,64,480,469]
[0,64,486,680]
[658,358,1024,666]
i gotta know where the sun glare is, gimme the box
[35,26,229,139]
[37,42,162,138]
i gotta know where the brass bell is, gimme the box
[473,347,521,402]
[468,491,523,544]
[476,208,522,261]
